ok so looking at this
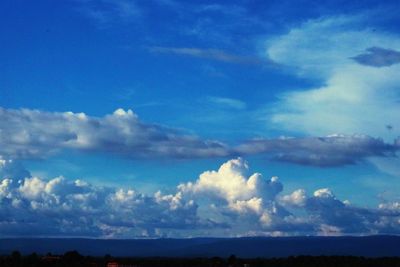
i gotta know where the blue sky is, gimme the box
[1,0,400,238]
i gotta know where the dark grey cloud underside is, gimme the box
[237,135,400,167]
[352,47,400,67]
[0,107,230,160]
[1,107,399,167]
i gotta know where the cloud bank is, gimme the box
[1,158,399,237]
[0,158,211,238]
[1,107,399,168]
[238,134,400,167]
[0,107,229,160]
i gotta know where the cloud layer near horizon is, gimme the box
[1,158,399,238]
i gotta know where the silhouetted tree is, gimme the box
[228,254,237,267]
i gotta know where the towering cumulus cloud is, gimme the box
[1,158,399,237]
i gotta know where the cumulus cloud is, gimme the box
[0,107,230,160]
[179,158,400,235]
[352,47,400,67]
[1,158,400,237]
[237,134,400,167]
[281,187,400,235]
[267,15,400,141]
[178,158,284,221]
[280,189,307,207]
[379,202,400,212]
[0,160,211,238]
[181,158,400,235]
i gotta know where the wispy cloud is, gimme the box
[195,4,247,17]
[149,46,264,65]
[264,14,400,175]
[266,15,400,141]
[205,96,247,110]
[77,0,141,26]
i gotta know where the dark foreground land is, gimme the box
[1,236,400,266]
[1,236,400,257]
[1,251,400,267]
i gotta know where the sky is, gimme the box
[1,0,400,238]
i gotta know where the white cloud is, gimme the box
[0,107,230,160]
[379,202,400,211]
[19,177,46,200]
[229,197,263,214]
[178,158,282,205]
[313,188,334,198]
[280,189,307,207]
[1,158,399,237]
[0,168,207,238]
[266,15,400,141]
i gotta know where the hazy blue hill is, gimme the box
[170,236,400,258]
[1,236,399,257]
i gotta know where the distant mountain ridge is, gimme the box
[1,236,399,258]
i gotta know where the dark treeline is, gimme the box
[1,251,400,267]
